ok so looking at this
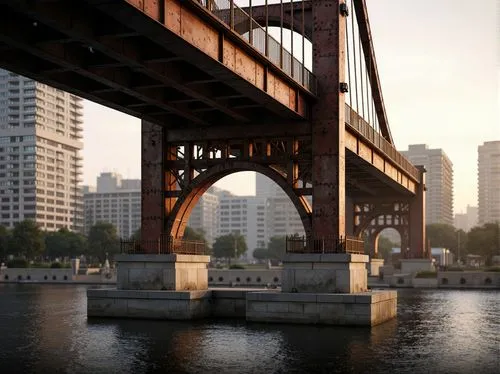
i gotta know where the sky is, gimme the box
[82,0,499,214]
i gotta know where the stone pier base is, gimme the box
[246,290,397,326]
[87,289,211,319]
[116,254,210,291]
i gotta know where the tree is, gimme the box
[87,222,120,263]
[377,236,395,260]
[183,227,210,253]
[212,233,247,261]
[45,228,87,260]
[426,224,458,251]
[9,220,45,259]
[466,223,500,264]
[0,225,11,261]
[183,227,206,242]
[252,247,269,261]
[267,236,286,260]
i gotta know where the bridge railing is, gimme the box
[196,0,316,94]
[286,235,365,255]
[345,104,420,182]
[121,236,207,255]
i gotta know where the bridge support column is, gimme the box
[409,166,426,259]
[141,120,166,245]
[311,0,346,240]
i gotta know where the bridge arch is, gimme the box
[166,161,312,240]
[352,201,410,258]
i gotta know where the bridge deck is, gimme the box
[0,0,420,195]
[0,0,312,129]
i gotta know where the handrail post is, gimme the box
[265,0,269,57]
[280,0,283,69]
[290,0,294,78]
[230,0,234,30]
[249,0,253,45]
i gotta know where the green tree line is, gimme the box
[0,220,121,264]
[378,222,500,264]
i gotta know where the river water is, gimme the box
[0,284,498,374]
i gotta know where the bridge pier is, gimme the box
[247,0,396,326]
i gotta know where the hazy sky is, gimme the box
[82,0,499,214]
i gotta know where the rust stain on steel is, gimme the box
[296,93,306,117]
[222,39,236,70]
[165,0,181,33]
[235,47,258,85]
[180,4,219,60]
[144,0,160,20]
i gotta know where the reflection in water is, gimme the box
[0,285,498,374]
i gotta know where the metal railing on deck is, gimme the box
[286,235,365,254]
[196,0,317,94]
[344,104,420,182]
[121,236,207,255]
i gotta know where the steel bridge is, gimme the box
[0,0,427,258]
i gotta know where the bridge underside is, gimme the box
[0,0,426,258]
[0,0,307,129]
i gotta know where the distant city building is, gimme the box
[0,69,84,231]
[187,186,229,246]
[256,173,306,239]
[454,205,478,232]
[401,144,454,225]
[217,195,267,257]
[83,172,141,238]
[478,141,500,224]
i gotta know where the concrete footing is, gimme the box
[88,288,397,326]
[246,290,397,326]
[88,289,212,319]
[88,253,397,326]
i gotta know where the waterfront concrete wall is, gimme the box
[208,269,282,287]
[0,268,116,284]
[412,278,438,288]
[211,289,249,318]
[387,274,413,288]
[437,271,500,289]
[400,259,434,274]
[0,268,73,282]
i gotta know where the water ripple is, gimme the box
[0,285,498,374]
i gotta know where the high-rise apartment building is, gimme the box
[83,172,141,238]
[217,195,267,256]
[256,173,306,238]
[0,70,84,231]
[454,205,478,232]
[478,141,500,224]
[401,144,454,225]
[187,186,229,246]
